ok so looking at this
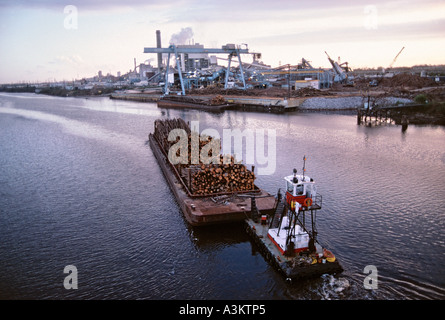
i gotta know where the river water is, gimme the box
[0,92,444,300]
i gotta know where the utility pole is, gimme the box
[288,64,291,99]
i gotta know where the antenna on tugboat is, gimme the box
[302,155,307,180]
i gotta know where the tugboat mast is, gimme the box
[302,155,307,181]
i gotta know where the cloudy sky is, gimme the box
[0,0,444,83]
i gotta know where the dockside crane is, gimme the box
[325,51,353,85]
[387,46,405,71]
[370,46,405,87]
[300,58,313,69]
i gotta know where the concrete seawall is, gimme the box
[110,92,161,102]
[109,91,412,111]
[300,96,413,110]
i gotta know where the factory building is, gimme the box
[177,43,211,72]
[139,63,157,80]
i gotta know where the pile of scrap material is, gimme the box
[153,118,256,196]
[294,87,333,97]
[187,86,332,98]
[420,87,445,101]
[381,73,438,89]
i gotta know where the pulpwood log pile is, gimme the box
[153,118,256,196]
[153,118,191,154]
[210,95,226,105]
[191,158,255,195]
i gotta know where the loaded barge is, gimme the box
[245,160,343,281]
[148,118,276,226]
[157,95,234,112]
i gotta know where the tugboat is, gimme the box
[245,156,343,281]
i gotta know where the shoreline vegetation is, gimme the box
[0,84,116,97]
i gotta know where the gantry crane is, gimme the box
[143,44,259,95]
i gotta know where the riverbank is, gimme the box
[0,85,117,97]
[2,84,445,125]
[390,102,445,125]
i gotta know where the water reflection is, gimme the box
[82,97,163,116]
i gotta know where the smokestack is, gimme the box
[156,30,162,72]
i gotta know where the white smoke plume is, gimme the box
[169,27,194,45]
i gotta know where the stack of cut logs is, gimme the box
[191,158,255,195]
[209,95,226,105]
[152,118,256,195]
[153,118,190,154]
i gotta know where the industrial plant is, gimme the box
[2,29,444,123]
[142,30,347,94]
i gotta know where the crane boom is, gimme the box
[388,47,405,69]
[325,51,343,76]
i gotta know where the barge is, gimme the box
[157,95,234,112]
[149,118,276,226]
[245,160,343,281]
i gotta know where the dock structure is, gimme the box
[357,96,423,127]
[357,104,393,126]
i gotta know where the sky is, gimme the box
[0,0,444,83]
